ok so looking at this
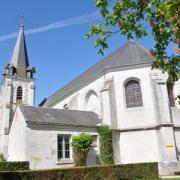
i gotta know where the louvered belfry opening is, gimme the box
[125,80,143,108]
[167,85,175,107]
[16,86,23,104]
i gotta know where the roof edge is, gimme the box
[44,61,152,107]
[26,121,99,128]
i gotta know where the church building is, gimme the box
[0,26,180,175]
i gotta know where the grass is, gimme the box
[158,178,180,180]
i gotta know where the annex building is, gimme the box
[0,26,179,175]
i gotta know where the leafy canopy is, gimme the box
[86,0,180,89]
[71,133,93,152]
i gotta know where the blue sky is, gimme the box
[0,0,173,105]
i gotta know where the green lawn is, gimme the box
[160,179,180,180]
[135,178,180,180]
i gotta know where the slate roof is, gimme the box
[43,41,154,107]
[10,26,30,77]
[19,106,101,127]
[11,26,29,68]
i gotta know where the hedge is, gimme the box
[0,161,29,171]
[0,162,158,180]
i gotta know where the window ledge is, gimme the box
[57,159,74,165]
[126,106,144,110]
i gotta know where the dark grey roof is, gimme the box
[19,106,101,127]
[10,26,29,77]
[43,41,154,107]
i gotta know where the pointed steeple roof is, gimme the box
[10,25,29,77]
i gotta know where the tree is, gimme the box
[71,133,93,166]
[86,0,180,96]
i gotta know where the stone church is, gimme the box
[0,26,180,175]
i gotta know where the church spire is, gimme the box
[10,25,29,69]
[4,25,35,78]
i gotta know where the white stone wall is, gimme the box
[157,127,178,162]
[174,129,180,160]
[54,76,104,118]
[7,64,179,170]
[174,80,180,108]
[0,76,35,157]
[118,130,159,163]
[0,78,13,156]
[113,68,157,128]
[51,66,180,167]
[8,107,100,169]
[8,107,27,161]
[53,67,163,128]
[54,67,158,126]
[172,108,180,126]
[26,125,99,169]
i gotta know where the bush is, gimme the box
[0,161,29,171]
[72,133,93,166]
[72,133,93,151]
[0,163,159,180]
[0,154,6,162]
[97,125,114,164]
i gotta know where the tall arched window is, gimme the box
[167,86,175,107]
[125,80,143,108]
[16,86,23,104]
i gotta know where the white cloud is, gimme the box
[0,11,100,42]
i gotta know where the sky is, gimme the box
[0,0,173,105]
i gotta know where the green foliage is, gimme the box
[0,154,6,162]
[72,133,93,166]
[0,161,29,171]
[97,125,114,164]
[72,133,93,152]
[0,163,159,180]
[86,0,180,101]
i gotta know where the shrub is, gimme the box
[0,161,29,171]
[0,154,6,162]
[72,133,93,166]
[0,163,159,180]
[97,125,114,164]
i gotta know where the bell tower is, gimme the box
[0,26,35,157]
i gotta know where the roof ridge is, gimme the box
[19,105,98,114]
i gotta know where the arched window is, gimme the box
[16,86,23,104]
[167,86,175,107]
[125,80,143,108]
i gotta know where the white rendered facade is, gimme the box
[8,107,99,170]
[47,66,180,175]
[0,77,35,156]
[1,27,179,175]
